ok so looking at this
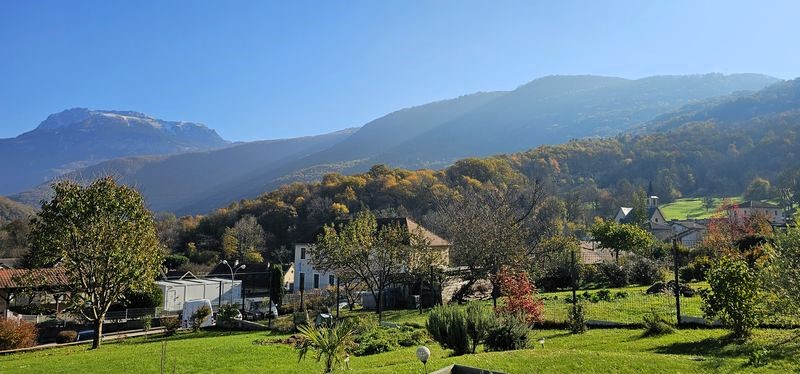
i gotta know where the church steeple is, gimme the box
[647,180,654,197]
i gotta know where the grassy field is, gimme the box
[338,284,708,326]
[1,327,798,373]
[659,196,742,220]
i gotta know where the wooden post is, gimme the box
[571,249,577,310]
[673,239,682,326]
[335,276,340,320]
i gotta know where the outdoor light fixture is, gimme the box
[220,260,246,305]
[538,337,545,349]
[416,346,431,374]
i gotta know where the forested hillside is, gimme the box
[0,196,35,225]
[142,77,800,266]
[11,74,777,214]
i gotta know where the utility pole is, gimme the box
[571,249,577,311]
[673,239,682,326]
[335,276,340,319]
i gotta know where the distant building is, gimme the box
[669,220,707,247]
[726,200,785,224]
[613,195,672,240]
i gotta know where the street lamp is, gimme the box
[220,260,246,306]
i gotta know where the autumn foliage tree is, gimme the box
[27,178,163,349]
[495,268,544,325]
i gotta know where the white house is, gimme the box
[292,217,451,294]
[293,243,337,293]
[669,220,707,247]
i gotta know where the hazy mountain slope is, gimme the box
[0,196,35,225]
[369,73,779,168]
[0,108,229,195]
[12,128,357,212]
[170,92,506,214]
[641,77,800,132]
[8,74,781,215]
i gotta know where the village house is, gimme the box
[669,220,707,247]
[726,200,786,224]
[293,217,451,308]
[0,267,70,316]
[614,195,673,240]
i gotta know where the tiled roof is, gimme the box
[734,200,781,209]
[0,267,70,289]
[297,217,450,246]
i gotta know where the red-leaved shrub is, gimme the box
[0,318,38,350]
[496,268,544,325]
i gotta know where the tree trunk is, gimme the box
[377,288,383,323]
[92,318,104,349]
[491,280,501,309]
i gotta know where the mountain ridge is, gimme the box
[8,73,782,214]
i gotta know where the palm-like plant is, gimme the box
[295,323,355,373]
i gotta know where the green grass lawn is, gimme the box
[660,196,742,220]
[1,327,798,373]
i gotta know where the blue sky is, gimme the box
[1,1,798,141]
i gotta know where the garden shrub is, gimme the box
[496,269,544,325]
[614,291,628,299]
[465,302,495,354]
[218,304,240,325]
[642,311,674,336]
[353,328,397,356]
[747,347,770,368]
[599,263,629,287]
[271,317,295,334]
[123,285,164,309]
[627,258,663,285]
[0,318,37,350]
[484,314,529,352]
[56,330,78,344]
[190,305,212,332]
[163,254,189,270]
[568,302,587,334]
[702,257,762,338]
[161,316,180,336]
[595,289,612,302]
[399,329,428,347]
[142,315,153,331]
[680,256,712,282]
[426,304,470,355]
[353,326,427,356]
[342,314,378,335]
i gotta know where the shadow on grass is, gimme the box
[654,330,800,370]
[653,334,749,358]
[114,329,255,346]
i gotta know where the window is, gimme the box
[329,275,335,286]
[313,274,320,289]
[300,247,306,260]
[299,273,305,291]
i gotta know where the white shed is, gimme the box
[157,278,242,312]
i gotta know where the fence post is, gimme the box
[571,249,577,311]
[672,239,681,326]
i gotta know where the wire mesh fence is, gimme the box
[535,239,796,328]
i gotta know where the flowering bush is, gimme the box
[0,318,37,350]
[496,268,544,325]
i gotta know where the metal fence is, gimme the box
[538,239,795,327]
